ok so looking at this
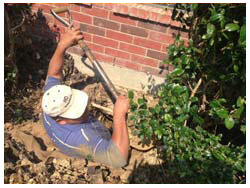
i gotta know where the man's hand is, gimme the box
[58,27,84,51]
[47,26,84,80]
[113,96,130,117]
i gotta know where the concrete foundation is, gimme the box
[68,52,165,92]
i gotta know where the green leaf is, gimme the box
[128,90,134,99]
[171,68,184,77]
[210,13,223,22]
[233,106,244,119]
[137,98,145,105]
[212,150,225,161]
[216,108,228,119]
[225,23,240,32]
[236,96,244,107]
[174,132,179,140]
[239,24,246,43]
[233,65,239,72]
[202,34,209,40]
[240,125,246,134]
[209,38,214,46]
[225,117,235,129]
[193,115,204,125]
[191,4,198,10]
[207,23,215,37]
[164,114,173,122]
[155,105,161,114]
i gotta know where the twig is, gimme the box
[184,78,202,126]
[190,78,202,98]
[11,11,26,31]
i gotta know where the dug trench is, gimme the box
[4,52,167,184]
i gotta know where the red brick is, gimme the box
[109,12,137,26]
[134,37,162,51]
[105,48,130,59]
[161,44,169,53]
[159,14,171,24]
[121,24,148,38]
[120,42,146,56]
[106,30,133,43]
[82,32,92,42]
[71,12,92,24]
[137,20,167,33]
[94,17,120,30]
[86,42,104,53]
[54,18,67,28]
[103,3,116,10]
[71,20,81,28]
[138,8,149,20]
[92,3,104,8]
[80,23,105,36]
[32,3,41,8]
[93,36,119,49]
[119,5,129,14]
[93,52,114,63]
[168,26,189,39]
[170,20,182,27]
[147,50,167,61]
[115,58,141,71]
[31,3,41,11]
[54,3,70,9]
[129,7,138,17]
[81,6,108,19]
[150,12,160,22]
[71,4,80,12]
[81,3,92,7]
[40,4,55,14]
[149,31,174,44]
[183,38,189,47]
[131,54,158,67]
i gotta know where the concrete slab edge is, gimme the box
[68,52,165,92]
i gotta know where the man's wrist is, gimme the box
[57,42,68,53]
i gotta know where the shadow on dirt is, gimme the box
[127,156,241,184]
[5,5,59,124]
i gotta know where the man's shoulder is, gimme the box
[43,76,62,92]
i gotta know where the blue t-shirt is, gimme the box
[42,76,113,160]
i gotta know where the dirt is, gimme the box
[4,37,166,183]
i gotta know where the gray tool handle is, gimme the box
[79,41,119,104]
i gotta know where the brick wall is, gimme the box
[31,3,189,77]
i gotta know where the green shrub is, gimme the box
[129,4,245,183]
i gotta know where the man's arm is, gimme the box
[112,96,130,161]
[47,27,84,80]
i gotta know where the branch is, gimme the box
[190,77,202,98]
[184,77,202,126]
[11,11,26,31]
